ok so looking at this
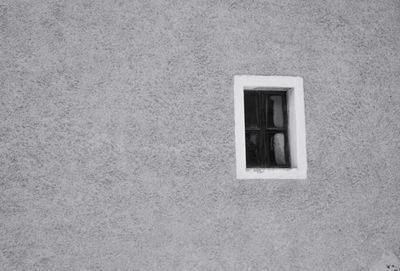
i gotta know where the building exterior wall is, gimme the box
[1,0,400,270]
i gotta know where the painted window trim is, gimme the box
[234,75,307,179]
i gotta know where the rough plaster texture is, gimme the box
[1,0,400,270]
[370,252,400,271]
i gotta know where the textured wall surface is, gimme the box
[1,0,400,270]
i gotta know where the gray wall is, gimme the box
[1,0,400,270]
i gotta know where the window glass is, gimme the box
[266,95,283,128]
[244,92,259,129]
[245,132,259,167]
[244,91,289,168]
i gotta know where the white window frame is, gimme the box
[234,75,307,180]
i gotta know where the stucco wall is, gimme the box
[1,0,400,270]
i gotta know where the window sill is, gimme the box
[237,167,307,180]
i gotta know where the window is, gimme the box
[244,90,290,168]
[234,76,307,179]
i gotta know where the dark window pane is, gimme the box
[245,132,260,167]
[266,95,284,128]
[244,91,259,129]
[271,133,286,166]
